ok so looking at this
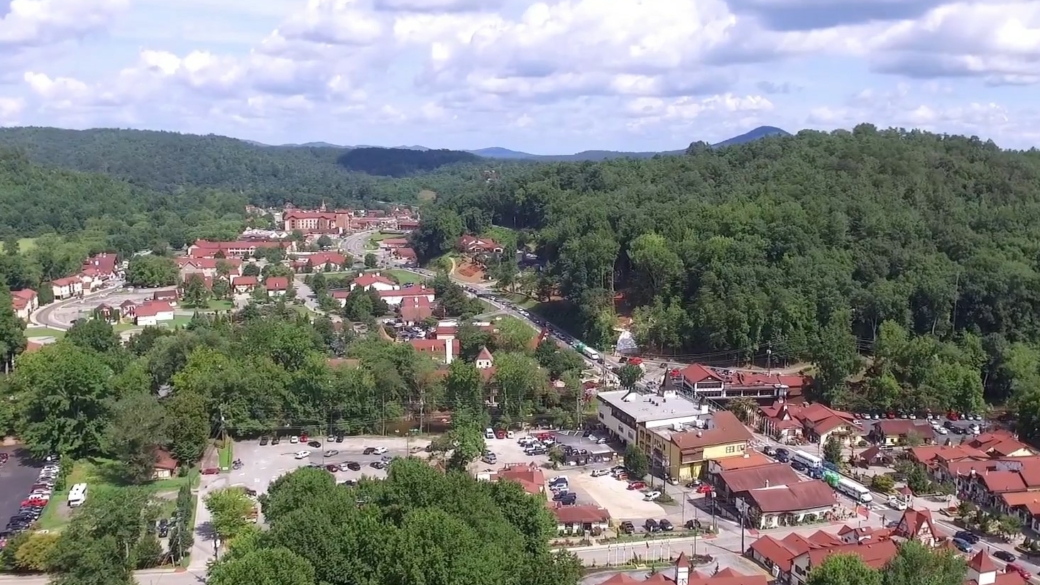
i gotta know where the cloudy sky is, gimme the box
[1,0,1038,153]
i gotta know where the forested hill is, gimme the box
[412,125,1040,418]
[0,128,488,207]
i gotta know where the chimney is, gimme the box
[445,337,454,365]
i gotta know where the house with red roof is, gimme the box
[282,209,340,234]
[135,301,174,326]
[968,431,1036,458]
[232,275,258,293]
[550,505,610,535]
[51,276,83,300]
[490,464,545,497]
[893,507,940,546]
[11,289,37,321]
[678,364,811,404]
[379,286,435,307]
[176,256,242,280]
[409,337,459,364]
[871,419,937,446]
[399,296,432,324]
[265,277,290,298]
[457,235,503,255]
[397,219,420,231]
[350,272,398,292]
[739,480,838,529]
[81,253,118,280]
[758,401,860,445]
[395,247,417,265]
[188,239,289,259]
[966,550,1027,585]
[297,252,347,273]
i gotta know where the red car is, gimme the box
[300,432,309,443]
[1008,565,1031,580]
[627,481,646,490]
[202,467,220,475]
[696,484,713,494]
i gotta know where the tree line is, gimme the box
[0,288,592,470]
[410,126,1040,420]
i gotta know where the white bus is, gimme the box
[835,478,872,503]
[67,483,88,507]
[791,450,824,470]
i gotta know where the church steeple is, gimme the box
[673,553,690,585]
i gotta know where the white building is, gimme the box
[595,389,710,447]
[378,286,435,307]
[134,301,175,326]
[350,272,398,292]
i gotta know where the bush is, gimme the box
[870,474,895,494]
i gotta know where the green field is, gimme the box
[37,459,200,531]
[25,327,64,339]
[18,238,37,253]
[387,269,427,285]
[218,441,233,470]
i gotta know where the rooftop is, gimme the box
[597,390,707,424]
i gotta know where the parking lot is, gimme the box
[0,447,48,535]
[229,435,432,495]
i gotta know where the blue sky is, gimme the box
[1,0,1038,154]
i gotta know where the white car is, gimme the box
[324,450,339,457]
[591,469,610,477]
[293,450,311,460]
[936,427,949,435]
[289,436,299,444]
[644,491,662,501]
[373,447,388,455]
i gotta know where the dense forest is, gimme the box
[0,128,501,208]
[336,147,481,177]
[411,125,1040,423]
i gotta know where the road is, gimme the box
[31,279,127,330]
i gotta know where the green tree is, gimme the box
[445,360,484,418]
[208,548,316,585]
[205,487,256,542]
[617,364,643,390]
[495,316,535,352]
[727,397,758,424]
[823,436,844,467]
[11,532,60,572]
[881,540,965,585]
[624,443,649,479]
[870,474,895,493]
[16,343,115,458]
[806,553,882,585]
[492,352,545,421]
[66,317,122,355]
[0,283,26,371]
[126,255,178,287]
[181,274,210,307]
[364,253,377,268]
[103,392,168,484]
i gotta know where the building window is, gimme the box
[725,445,736,453]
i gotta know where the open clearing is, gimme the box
[387,270,427,285]
[25,327,65,339]
[18,238,37,253]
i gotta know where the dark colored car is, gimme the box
[659,519,674,531]
[363,447,376,455]
[552,490,571,501]
[326,464,341,472]
[271,436,281,445]
[370,461,387,470]
[335,435,345,443]
[644,519,660,533]
[994,551,1016,563]
[955,531,980,545]
[619,521,635,534]
[346,462,361,471]
[559,493,576,505]
[259,436,269,446]
[308,441,322,448]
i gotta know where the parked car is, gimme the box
[1007,564,1032,580]
[325,464,341,472]
[259,436,269,446]
[345,462,361,471]
[373,447,389,455]
[558,493,576,505]
[955,531,980,545]
[324,450,339,457]
[644,491,662,501]
[644,519,660,532]
[552,491,571,501]
[659,519,674,531]
[271,436,281,445]
[308,441,322,448]
[293,451,311,460]
[363,447,376,455]
[952,538,973,554]
[289,436,299,444]
[591,469,610,477]
[370,461,387,470]
[335,435,345,443]
[619,521,635,534]
[994,551,1016,563]
[628,481,646,490]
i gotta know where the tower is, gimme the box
[967,551,997,585]
[673,552,690,585]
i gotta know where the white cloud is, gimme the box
[8,0,1040,150]
[0,97,24,125]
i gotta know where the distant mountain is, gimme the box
[469,126,792,161]
[712,126,791,148]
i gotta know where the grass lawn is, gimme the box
[387,269,427,286]
[186,299,234,311]
[17,237,37,253]
[25,327,64,339]
[37,460,201,531]
[218,442,233,470]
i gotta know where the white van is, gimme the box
[67,483,88,507]
[484,428,495,440]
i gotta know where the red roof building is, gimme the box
[188,239,288,259]
[758,401,859,445]
[352,273,397,290]
[265,277,290,292]
[303,252,347,271]
[494,464,545,496]
[679,364,811,403]
[409,338,460,364]
[399,296,432,324]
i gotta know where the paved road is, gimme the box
[31,279,127,330]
